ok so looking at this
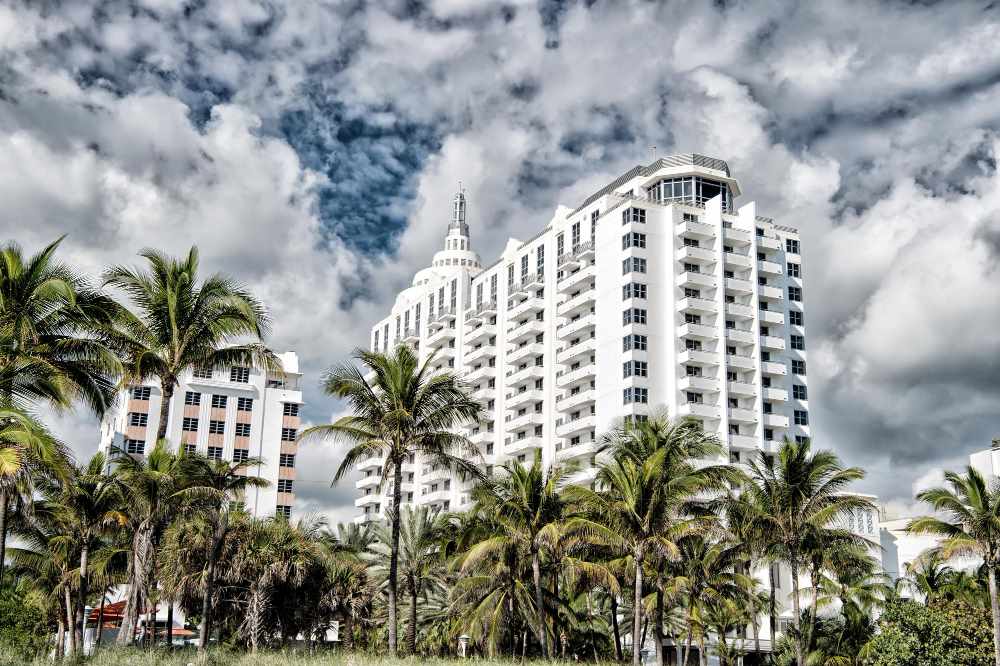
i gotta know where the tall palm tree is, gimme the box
[742,439,872,666]
[300,344,482,654]
[368,505,448,654]
[174,453,268,653]
[0,237,121,584]
[103,246,280,442]
[112,441,186,646]
[909,466,1000,666]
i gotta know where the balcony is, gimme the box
[426,325,455,350]
[355,474,381,490]
[723,226,752,244]
[466,364,497,383]
[760,310,784,325]
[429,308,457,331]
[758,236,781,251]
[504,435,543,457]
[726,354,755,370]
[465,301,497,325]
[678,402,720,420]
[761,335,786,351]
[556,387,596,412]
[727,381,757,397]
[725,277,753,294]
[354,494,381,508]
[510,273,544,296]
[676,245,716,264]
[507,317,546,344]
[559,263,595,293]
[507,388,545,410]
[761,361,787,376]
[725,328,754,345]
[509,295,544,320]
[508,341,544,365]
[676,220,715,240]
[763,387,789,402]
[724,252,752,269]
[357,455,384,471]
[557,337,596,365]
[677,271,716,289]
[763,413,790,428]
[421,466,451,482]
[556,439,600,462]
[677,297,716,315]
[422,488,452,505]
[557,290,595,318]
[401,328,419,346]
[557,241,595,270]
[725,302,755,320]
[728,434,759,450]
[506,364,545,384]
[728,408,758,423]
[506,411,544,433]
[558,312,596,340]
[678,375,719,392]
[468,428,495,447]
[556,364,595,389]
[470,383,494,401]
[758,285,783,301]
[678,322,717,340]
[677,349,716,366]
[556,414,596,438]
[465,343,495,366]
[758,260,782,276]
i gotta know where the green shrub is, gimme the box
[867,598,993,666]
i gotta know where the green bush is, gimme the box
[867,599,993,666]
[0,586,48,661]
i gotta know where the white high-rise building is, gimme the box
[356,154,809,523]
[99,352,304,518]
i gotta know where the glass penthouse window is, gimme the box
[646,176,732,211]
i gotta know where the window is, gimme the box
[183,443,197,455]
[209,420,225,435]
[211,394,228,409]
[622,232,646,249]
[792,360,807,375]
[794,410,809,426]
[683,212,700,223]
[230,367,250,383]
[623,308,647,325]
[787,262,800,278]
[521,254,529,279]
[281,427,297,442]
[128,412,148,427]
[207,446,223,460]
[683,262,700,273]
[193,367,213,379]
[788,286,802,302]
[764,429,774,441]
[685,339,702,351]
[686,365,702,377]
[790,335,805,350]
[622,207,646,225]
[124,438,145,455]
[623,334,648,351]
[276,479,294,493]
[282,403,299,417]
[789,310,804,326]
[793,385,808,400]
[237,397,253,411]
[622,283,647,300]
[686,392,703,404]
[763,402,773,414]
[685,313,701,324]
[235,422,251,437]
[571,221,581,249]
[684,288,700,298]
[786,238,800,254]
[131,386,151,401]
[233,449,249,463]
[277,453,296,469]
[622,257,647,274]
[683,237,699,248]
[276,505,291,519]
[185,391,201,405]
[623,387,648,404]
[623,361,648,377]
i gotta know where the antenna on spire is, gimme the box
[649,145,657,161]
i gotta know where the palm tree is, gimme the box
[742,439,872,666]
[0,237,121,584]
[909,466,1000,666]
[368,505,448,654]
[103,246,280,442]
[112,441,186,646]
[174,453,268,653]
[300,344,482,654]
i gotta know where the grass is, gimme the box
[0,648,595,666]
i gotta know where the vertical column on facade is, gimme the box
[740,202,766,455]
[706,195,732,458]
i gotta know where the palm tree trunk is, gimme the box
[509,582,518,658]
[683,605,695,666]
[407,583,418,654]
[118,524,152,646]
[752,615,760,660]
[808,565,820,651]
[55,617,65,660]
[387,459,403,655]
[790,558,803,666]
[587,592,599,662]
[78,543,90,651]
[988,563,1000,666]
[611,594,623,661]
[198,513,227,654]
[768,563,777,653]
[165,603,173,647]
[531,548,549,658]
[156,380,174,441]
[632,548,644,666]
[342,610,354,650]
[65,585,76,657]
[0,490,7,589]
[95,591,106,648]
[654,584,664,665]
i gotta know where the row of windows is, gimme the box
[622,257,647,274]
[184,392,254,411]
[623,360,648,378]
[192,366,251,383]
[623,387,649,404]
[622,308,647,325]
[622,232,646,249]
[622,207,646,225]
[623,283,647,300]
[623,334,648,351]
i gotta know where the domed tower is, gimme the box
[422,186,482,278]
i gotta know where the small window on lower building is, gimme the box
[276,505,291,519]
[182,417,199,432]
[794,410,809,425]
[793,385,808,400]
[234,422,251,437]
[279,453,296,468]
[128,412,148,427]
[130,386,151,401]
[277,479,294,493]
[237,397,253,411]
[183,443,197,455]
[281,427,297,442]
[230,367,250,383]
[124,438,145,455]
[209,420,225,435]
[233,449,249,463]
[207,446,223,460]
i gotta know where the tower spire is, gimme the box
[449,184,469,236]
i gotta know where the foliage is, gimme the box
[0,581,48,659]
[867,598,994,666]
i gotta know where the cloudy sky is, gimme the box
[3,0,1000,522]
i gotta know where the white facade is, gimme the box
[356,154,811,523]
[99,351,304,518]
